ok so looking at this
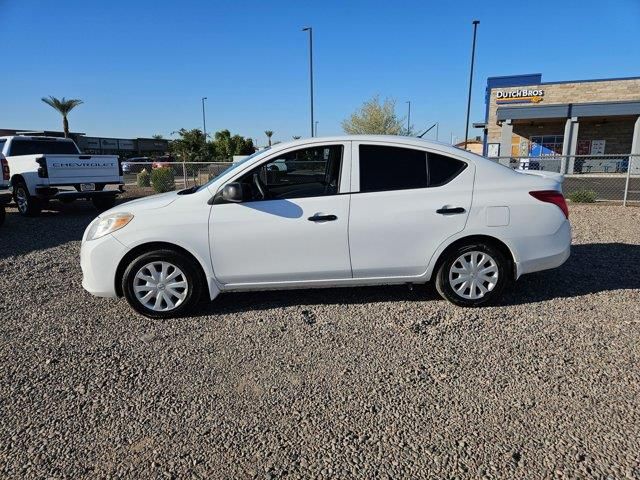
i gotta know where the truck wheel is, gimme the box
[122,249,203,319]
[92,195,116,212]
[13,180,42,217]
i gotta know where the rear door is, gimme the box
[348,142,474,278]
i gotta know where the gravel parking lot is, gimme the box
[1,200,639,479]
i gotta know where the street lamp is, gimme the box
[302,26,314,137]
[406,101,411,135]
[464,20,480,150]
[201,97,208,141]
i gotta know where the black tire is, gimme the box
[122,249,203,319]
[92,195,116,212]
[12,180,42,216]
[0,206,5,226]
[435,242,511,307]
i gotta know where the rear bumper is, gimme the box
[35,184,124,199]
[514,220,571,278]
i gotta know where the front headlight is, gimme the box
[86,212,134,241]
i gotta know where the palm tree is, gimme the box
[264,130,274,147]
[41,96,84,138]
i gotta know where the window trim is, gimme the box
[214,142,351,204]
[351,141,470,194]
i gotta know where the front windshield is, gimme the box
[201,148,271,190]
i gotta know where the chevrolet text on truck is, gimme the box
[0,136,124,216]
[81,135,571,318]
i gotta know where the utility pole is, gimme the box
[201,97,208,140]
[464,20,480,150]
[406,101,411,135]
[302,27,315,137]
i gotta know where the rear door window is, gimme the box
[359,145,428,193]
[358,145,467,192]
[427,152,468,187]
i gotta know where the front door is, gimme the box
[348,142,474,278]
[210,142,352,285]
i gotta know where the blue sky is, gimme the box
[2,0,639,146]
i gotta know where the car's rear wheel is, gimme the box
[13,180,42,216]
[122,249,203,319]
[435,243,510,307]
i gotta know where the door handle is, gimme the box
[308,214,337,222]
[436,207,466,215]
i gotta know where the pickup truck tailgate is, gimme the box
[44,155,121,184]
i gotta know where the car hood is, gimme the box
[110,190,180,213]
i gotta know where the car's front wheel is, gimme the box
[122,249,203,318]
[435,243,511,307]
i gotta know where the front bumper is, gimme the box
[80,233,128,297]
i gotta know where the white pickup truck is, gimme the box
[0,136,124,216]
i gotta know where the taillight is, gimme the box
[1,157,9,181]
[36,157,48,178]
[529,190,569,219]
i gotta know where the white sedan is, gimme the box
[80,136,571,318]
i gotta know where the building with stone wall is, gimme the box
[476,74,640,173]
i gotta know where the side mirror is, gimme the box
[221,182,244,203]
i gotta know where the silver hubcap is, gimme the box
[449,251,499,300]
[16,187,28,213]
[133,261,188,311]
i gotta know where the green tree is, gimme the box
[152,134,164,139]
[212,130,255,161]
[41,96,84,138]
[292,136,301,140]
[169,128,212,162]
[264,130,274,146]
[341,96,406,135]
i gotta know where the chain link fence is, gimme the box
[121,155,640,206]
[491,154,639,205]
[122,161,233,190]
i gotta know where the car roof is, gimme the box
[264,135,486,162]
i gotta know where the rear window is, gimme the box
[358,145,467,192]
[0,140,6,155]
[9,139,79,156]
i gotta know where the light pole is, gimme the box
[302,26,314,137]
[201,97,207,141]
[315,120,319,137]
[464,20,480,150]
[405,101,411,135]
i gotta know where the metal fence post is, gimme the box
[623,155,633,207]
[182,162,187,188]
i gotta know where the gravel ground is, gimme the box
[1,200,639,479]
